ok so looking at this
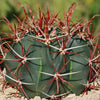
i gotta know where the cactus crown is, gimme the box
[0,3,100,100]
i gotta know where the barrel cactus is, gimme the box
[0,3,100,100]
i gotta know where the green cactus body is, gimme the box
[5,33,90,98]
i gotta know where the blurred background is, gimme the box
[0,0,100,34]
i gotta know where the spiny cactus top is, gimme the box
[0,3,100,100]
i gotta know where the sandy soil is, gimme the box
[0,74,100,100]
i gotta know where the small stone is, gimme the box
[21,96,25,100]
[33,96,41,100]
[24,98,27,100]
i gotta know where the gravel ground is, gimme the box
[0,74,100,100]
